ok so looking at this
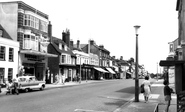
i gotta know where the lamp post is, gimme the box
[157,62,158,81]
[79,55,81,84]
[134,25,141,102]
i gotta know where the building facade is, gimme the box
[0,1,57,81]
[0,25,19,84]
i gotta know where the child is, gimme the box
[163,80,174,112]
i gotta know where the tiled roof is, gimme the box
[51,37,76,57]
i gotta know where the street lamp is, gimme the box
[79,55,81,84]
[134,25,141,102]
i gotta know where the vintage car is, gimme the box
[17,76,45,92]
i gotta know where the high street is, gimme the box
[0,79,144,112]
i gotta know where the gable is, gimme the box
[0,24,12,40]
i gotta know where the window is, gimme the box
[9,48,14,62]
[0,68,5,84]
[61,55,66,63]
[0,46,5,61]
[0,29,3,37]
[59,43,62,50]
[8,68,13,81]
[24,14,39,29]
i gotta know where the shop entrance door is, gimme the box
[35,63,44,81]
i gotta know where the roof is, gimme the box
[116,59,129,66]
[51,42,76,57]
[52,36,66,45]
[0,24,12,40]
[73,44,88,49]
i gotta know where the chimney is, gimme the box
[77,40,80,49]
[70,40,73,48]
[99,45,104,49]
[66,29,70,47]
[62,31,66,42]
[88,39,91,54]
[120,56,123,60]
[90,40,94,45]
[62,29,70,47]
[48,21,52,42]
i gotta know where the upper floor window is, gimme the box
[61,55,66,63]
[24,14,39,30]
[23,34,39,51]
[9,48,14,62]
[59,43,62,50]
[0,46,5,61]
[0,29,3,37]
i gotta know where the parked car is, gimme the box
[17,76,45,92]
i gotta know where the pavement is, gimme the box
[0,77,177,112]
[113,78,176,112]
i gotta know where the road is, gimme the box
[0,79,144,112]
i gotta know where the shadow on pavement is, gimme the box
[115,86,135,94]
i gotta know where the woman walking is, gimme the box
[141,76,151,103]
[163,80,174,112]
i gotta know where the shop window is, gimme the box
[8,68,13,81]
[9,48,14,62]
[0,68,5,84]
[0,46,5,61]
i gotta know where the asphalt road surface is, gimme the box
[0,79,144,112]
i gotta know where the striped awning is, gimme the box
[106,67,116,74]
[94,67,108,73]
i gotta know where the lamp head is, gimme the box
[134,25,141,35]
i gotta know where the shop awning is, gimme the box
[126,72,132,75]
[94,67,108,73]
[20,50,58,57]
[106,67,116,74]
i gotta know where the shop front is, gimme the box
[59,65,77,82]
[19,50,57,81]
[93,67,108,80]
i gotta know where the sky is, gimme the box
[2,0,178,73]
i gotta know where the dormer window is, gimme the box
[0,29,3,37]
[64,45,67,51]
[59,43,62,50]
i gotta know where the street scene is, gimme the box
[0,0,184,112]
[0,76,176,112]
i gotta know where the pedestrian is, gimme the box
[141,75,151,103]
[12,74,19,95]
[163,80,174,112]
[7,79,13,94]
[55,74,59,84]
[62,74,65,85]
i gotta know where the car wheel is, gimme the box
[25,88,29,92]
[40,85,44,91]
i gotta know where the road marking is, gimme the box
[74,109,106,112]
[151,84,164,87]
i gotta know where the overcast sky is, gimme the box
[2,0,178,73]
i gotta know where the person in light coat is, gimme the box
[141,76,151,103]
